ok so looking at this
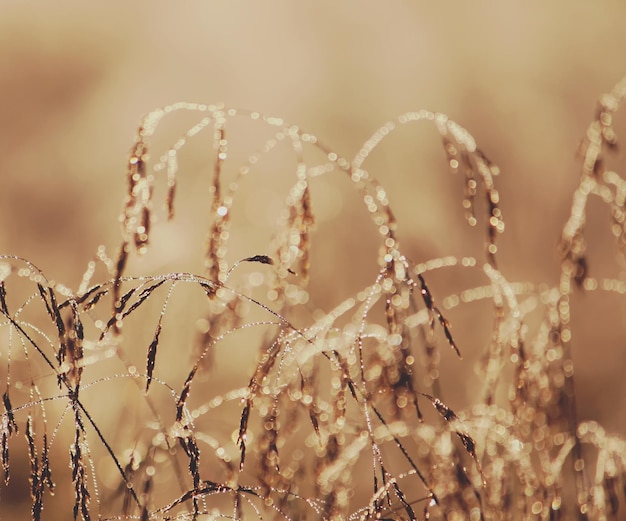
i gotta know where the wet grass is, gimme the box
[1,77,626,520]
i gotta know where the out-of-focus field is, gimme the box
[1,2,626,519]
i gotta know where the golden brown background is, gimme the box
[1,2,626,518]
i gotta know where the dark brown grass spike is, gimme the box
[38,286,69,366]
[258,407,280,499]
[145,323,161,394]
[392,481,417,521]
[1,429,9,486]
[243,254,274,266]
[226,254,277,279]
[237,400,251,471]
[145,282,174,393]
[2,392,18,436]
[204,116,229,284]
[101,281,165,339]
[112,243,128,304]
[103,281,136,338]
[0,281,8,315]
[176,366,198,422]
[61,303,85,392]
[25,416,43,521]
[417,274,461,358]
[41,433,54,493]
[434,306,461,358]
[122,280,167,319]
[37,283,55,322]
[72,283,107,310]
[1,394,19,495]
[421,393,485,486]
[300,373,322,443]
[124,136,151,253]
[70,414,91,521]
[198,280,217,298]
[179,436,201,489]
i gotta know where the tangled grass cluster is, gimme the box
[1,77,626,521]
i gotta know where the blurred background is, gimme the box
[1,1,626,518]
